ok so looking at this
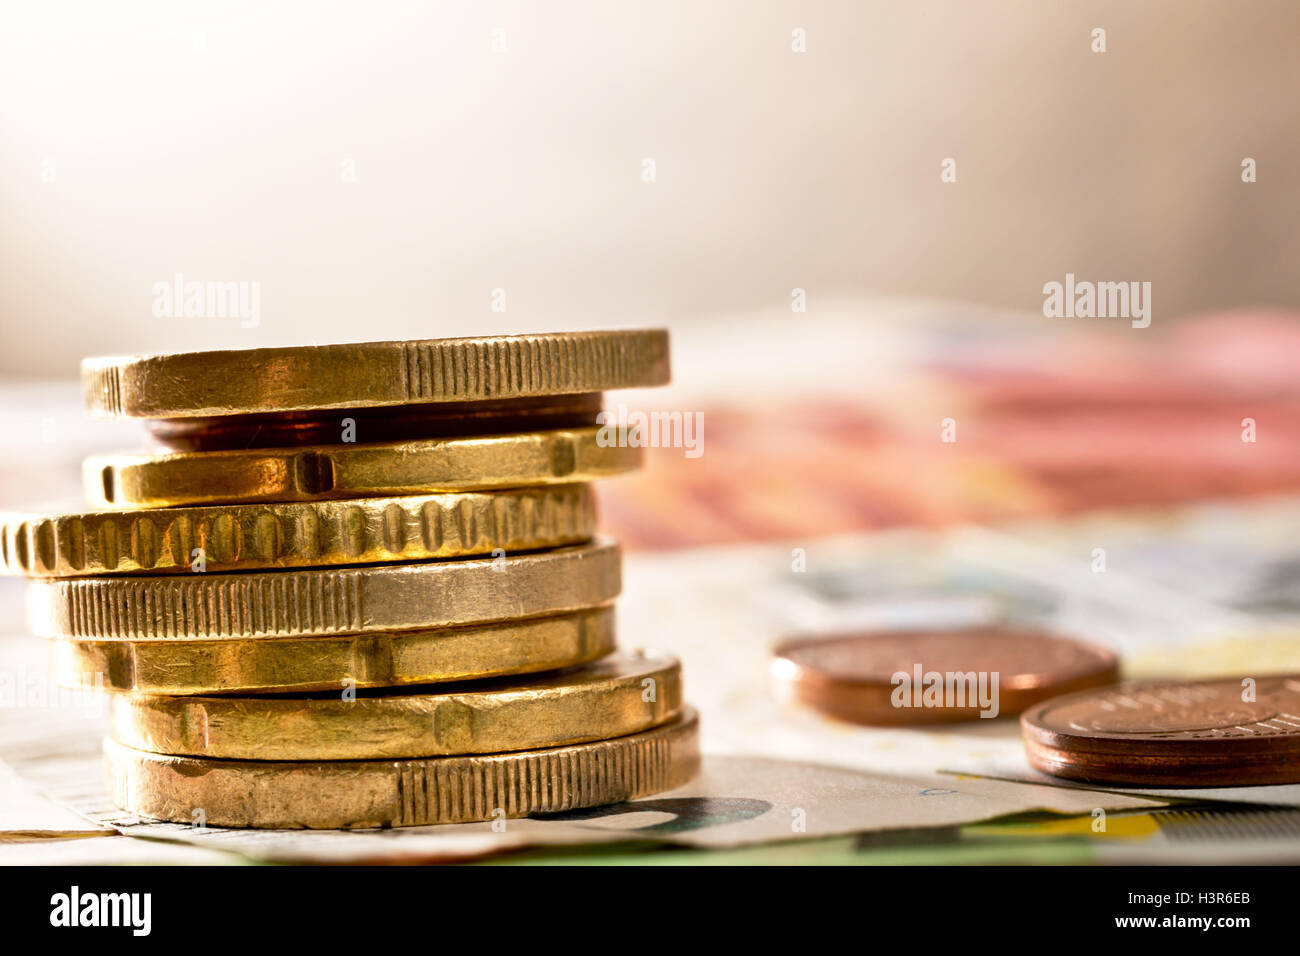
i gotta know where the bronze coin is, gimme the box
[143,394,604,452]
[771,627,1119,726]
[1021,675,1300,786]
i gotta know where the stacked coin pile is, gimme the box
[1019,675,1300,786]
[2,329,699,828]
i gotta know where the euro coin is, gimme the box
[53,605,615,695]
[1,485,594,578]
[109,650,681,759]
[772,628,1119,725]
[28,538,621,640]
[1022,676,1300,786]
[84,329,669,419]
[105,708,701,828]
[84,427,639,508]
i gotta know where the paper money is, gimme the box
[944,750,1300,809]
[487,805,1300,866]
[0,625,1162,863]
[2,748,1165,864]
[604,307,1300,549]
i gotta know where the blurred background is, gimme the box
[2,0,1299,374]
[3,0,1300,550]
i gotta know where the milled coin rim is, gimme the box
[83,329,670,419]
[105,708,701,829]
[1,484,596,578]
[27,537,622,640]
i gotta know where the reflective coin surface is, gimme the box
[1021,676,1300,786]
[773,628,1119,725]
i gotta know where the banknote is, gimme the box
[477,805,1300,866]
[0,623,1163,864]
[944,751,1300,809]
[2,747,1166,864]
[0,759,99,837]
[602,306,1300,549]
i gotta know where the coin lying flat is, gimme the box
[106,709,700,829]
[1,484,594,578]
[110,651,681,760]
[28,538,621,640]
[53,605,615,695]
[83,329,670,420]
[1021,676,1300,786]
[772,628,1119,725]
[84,427,640,508]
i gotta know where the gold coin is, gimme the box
[105,709,700,828]
[84,329,670,419]
[84,427,639,508]
[28,538,621,640]
[1,484,595,578]
[109,651,681,760]
[53,605,615,695]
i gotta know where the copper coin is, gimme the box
[144,394,604,452]
[771,628,1118,726]
[1022,675,1300,786]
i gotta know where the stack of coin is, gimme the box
[3,330,699,828]
[1021,675,1300,787]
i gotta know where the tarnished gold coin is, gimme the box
[28,538,621,640]
[83,329,670,419]
[1,484,594,579]
[110,651,681,760]
[53,605,615,695]
[105,709,700,829]
[84,427,639,508]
